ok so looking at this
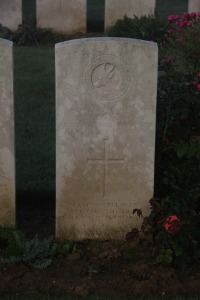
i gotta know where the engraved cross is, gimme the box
[87,139,124,198]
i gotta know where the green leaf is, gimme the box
[166,249,173,255]
[174,141,188,158]
[164,254,173,264]
[156,254,164,264]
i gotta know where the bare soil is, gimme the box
[1,207,200,298]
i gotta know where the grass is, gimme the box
[87,0,105,31]
[14,46,55,208]
[22,0,36,25]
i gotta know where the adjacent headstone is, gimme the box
[56,37,158,240]
[0,38,15,227]
[36,0,87,34]
[188,0,200,12]
[105,0,155,31]
[0,0,22,31]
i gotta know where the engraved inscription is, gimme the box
[64,201,135,209]
[64,121,153,135]
[87,139,124,198]
[83,55,131,101]
[92,63,122,97]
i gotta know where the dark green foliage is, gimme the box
[1,232,56,269]
[151,13,200,269]
[0,24,13,40]
[105,9,200,269]
[56,240,74,256]
[12,24,65,46]
[12,24,40,46]
[107,15,169,43]
[0,227,25,258]
[87,266,99,276]
[153,73,200,269]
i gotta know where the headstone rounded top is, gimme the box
[55,37,157,49]
[0,38,13,46]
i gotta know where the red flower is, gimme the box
[183,12,191,20]
[197,84,200,92]
[164,215,182,234]
[178,20,188,28]
[164,57,176,64]
[190,12,197,19]
[167,15,179,23]
[166,215,179,223]
[196,72,200,78]
[177,35,186,43]
[192,80,198,86]
[167,29,173,35]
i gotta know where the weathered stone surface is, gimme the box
[56,37,158,240]
[36,0,87,34]
[0,0,22,30]
[105,0,155,31]
[0,38,15,227]
[188,0,200,12]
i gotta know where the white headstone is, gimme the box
[56,37,158,240]
[0,0,22,31]
[188,0,200,12]
[36,0,87,34]
[105,0,155,31]
[0,38,15,227]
